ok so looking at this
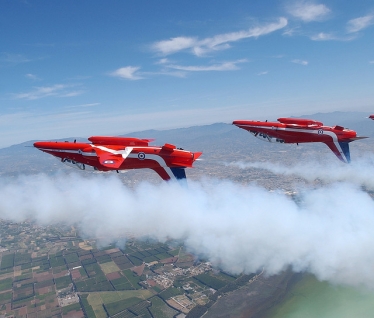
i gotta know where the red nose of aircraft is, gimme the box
[33,141,50,149]
[34,141,90,151]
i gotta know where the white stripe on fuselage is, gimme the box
[238,124,348,162]
[91,145,134,159]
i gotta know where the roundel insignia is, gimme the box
[138,152,146,160]
[318,129,323,135]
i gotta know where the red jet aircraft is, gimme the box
[369,115,374,120]
[233,118,366,163]
[34,136,202,181]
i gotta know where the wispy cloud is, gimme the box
[0,112,32,126]
[25,73,40,81]
[109,66,143,80]
[65,103,100,109]
[156,58,170,65]
[282,26,301,36]
[347,15,374,33]
[61,91,85,97]
[286,1,330,22]
[370,61,374,64]
[156,70,188,78]
[310,32,336,41]
[292,59,308,65]
[257,71,268,76]
[152,18,288,56]
[166,59,247,72]
[310,32,357,41]
[12,84,84,100]
[0,53,31,65]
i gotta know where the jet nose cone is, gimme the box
[33,141,47,149]
[233,120,249,127]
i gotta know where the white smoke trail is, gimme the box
[1,172,374,289]
[229,155,374,190]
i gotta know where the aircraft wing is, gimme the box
[324,141,350,163]
[92,147,125,169]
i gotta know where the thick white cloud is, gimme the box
[230,154,374,192]
[152,18,287,56]
[1,174,374,288]
[286,1,330,22]
[347,15,374,33]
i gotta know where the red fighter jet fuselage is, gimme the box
[233,118,366,163]
[34,136,202,181]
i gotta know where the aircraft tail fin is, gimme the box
[193,152,203,161]
[170,167,187,180]
[152,167,187,181]
[338,141,350,163]
[324,141,351,163]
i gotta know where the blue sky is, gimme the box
[1,0,374,147]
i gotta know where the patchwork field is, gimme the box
[0,220,250,317]
[99,261,120,275]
